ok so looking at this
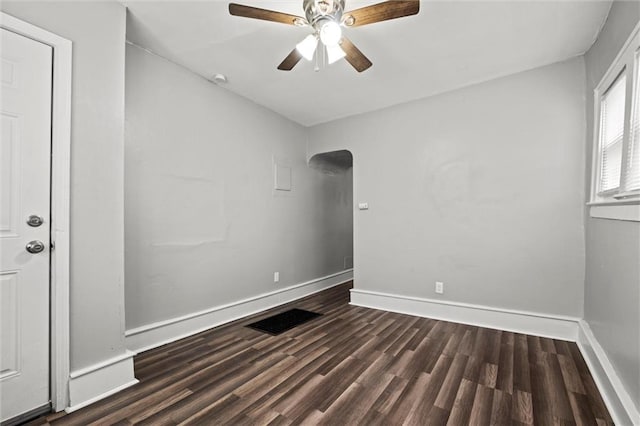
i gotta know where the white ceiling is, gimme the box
[123,0,612,126]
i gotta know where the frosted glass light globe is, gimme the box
[296,34,318,61]
[320,20,342,46]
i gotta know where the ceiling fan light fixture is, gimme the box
[319,20,342,46]
[229,0,420,72]
[296,34,318,61]
[326,44,346,64]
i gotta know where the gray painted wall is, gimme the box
[1,2,128,371]
[584,0,640,411]
[124,45,353,330]
[308,58,587,318]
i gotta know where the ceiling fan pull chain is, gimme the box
[314,46,320,72]
[323,44,327,69]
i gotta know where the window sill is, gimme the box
[587,198,640,207]
[588,201,640,222]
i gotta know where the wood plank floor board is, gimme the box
[434,352,469,410]
[478,362,498,388]
[385,349,415,379]
[404,319,437,352]
[458,328,477,357]
[420,335,451,374]
[445,378,477,426]
[370,375,409,416]
[462,354,483,385]
[442,324,468,357]
[401,355,453,424]
[29,282,614,426]
[544,352,575,422]
[468,383,494,425]
[512,389,534,425]
[514,333,532,393]
[425,406,452,425]
[490,388,513,425]
[328,374,394,425]
[386,372,432,424]
[557,353,587,395]
[384,323,420,357]
[356,351,395,387]
[497,338,515,394]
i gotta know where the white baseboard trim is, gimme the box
[125,269,354,353]
[350,289,580,341]
[66,350,138,413]
[576,320,640,426]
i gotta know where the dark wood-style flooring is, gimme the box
[28,282,613,425]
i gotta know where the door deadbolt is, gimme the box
[26,240,45,254]
[26,215,44,227]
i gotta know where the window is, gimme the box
[590,25,640,221]
[626,57,640,192]
[597,73,626,194]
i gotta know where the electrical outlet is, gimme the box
[274,272,280,283]
[435,281,444,294]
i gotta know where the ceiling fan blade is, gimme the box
[340,37,372,72]
[229,3,307,26]
[277,48,304,71]
[342,0,419,27]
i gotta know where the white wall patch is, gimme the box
[274,163,292,191]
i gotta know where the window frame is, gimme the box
[589,23,640,221]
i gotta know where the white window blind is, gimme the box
[624,61,640,192]
[598,74,626,193]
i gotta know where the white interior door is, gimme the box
[1,28,52,423]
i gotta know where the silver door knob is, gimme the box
[26,215,44,227]
[26,240,45,254]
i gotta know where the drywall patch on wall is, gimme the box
[150,173,227,244]
[273,156,292,193]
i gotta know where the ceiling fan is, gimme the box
[229,0,419,72]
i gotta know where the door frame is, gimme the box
[1,12,72,412]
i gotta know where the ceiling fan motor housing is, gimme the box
[303,0,345,28]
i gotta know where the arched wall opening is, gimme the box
[308,150,354,273]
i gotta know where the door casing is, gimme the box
[0,12,72,412]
